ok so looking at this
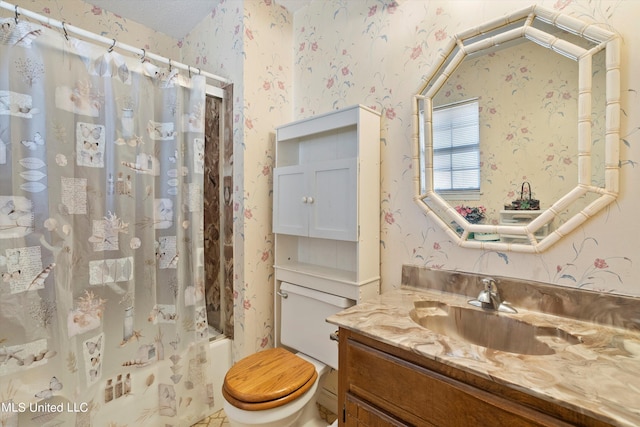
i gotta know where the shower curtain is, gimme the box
[0,17,212,426]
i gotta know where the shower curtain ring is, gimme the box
[14,5,19,23]
[61,22,69,40]
[140,48,146,62]
[168,59,172,71]
[188,65,191,77]
[108,39,116,52]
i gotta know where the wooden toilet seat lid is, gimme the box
[222,347,317,410]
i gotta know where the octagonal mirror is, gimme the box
[413,5,620,253]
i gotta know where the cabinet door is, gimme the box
[309,158,357,241]
[273,165,308,236]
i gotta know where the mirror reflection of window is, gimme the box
[432,99,479,200]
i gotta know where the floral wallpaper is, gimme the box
[184,0,640,368]
[289,0,639,297]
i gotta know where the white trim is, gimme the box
[206,85,225,99]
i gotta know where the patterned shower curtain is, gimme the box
[0,17,212,426]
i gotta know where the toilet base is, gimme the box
[224,400,331,427]
[224,402,301,427]
[295,401,330,427]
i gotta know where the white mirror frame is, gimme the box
[412,5,620,253]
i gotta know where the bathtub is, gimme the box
[207,335,232,415]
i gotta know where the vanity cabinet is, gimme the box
[273,105,381,342]
[338,329,611,427]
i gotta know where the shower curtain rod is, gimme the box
[0,1,230,85]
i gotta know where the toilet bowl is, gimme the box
[222,282,353,427]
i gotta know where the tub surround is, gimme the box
[327,265,640,426]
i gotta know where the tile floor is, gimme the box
[191,404,337,426]
[191,409,229,427]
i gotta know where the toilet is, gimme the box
[222,282,354,427]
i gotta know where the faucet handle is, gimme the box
[482,278,497,293]
[472,278,516,312]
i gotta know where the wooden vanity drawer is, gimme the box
[345,393,412,427]
[341,333,574,427]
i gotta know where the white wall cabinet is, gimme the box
[273,105,381,304]
[273,105,381,414]
[274,158,357,241]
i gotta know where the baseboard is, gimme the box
[317,387,338,416]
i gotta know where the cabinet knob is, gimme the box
[307,197,314,204]
[301,196,307,203]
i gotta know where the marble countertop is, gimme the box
[327,286,640,427]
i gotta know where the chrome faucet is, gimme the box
[468,278,517,313]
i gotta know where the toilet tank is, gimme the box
[279,282,355,370]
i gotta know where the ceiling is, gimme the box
[86,0,312,39]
